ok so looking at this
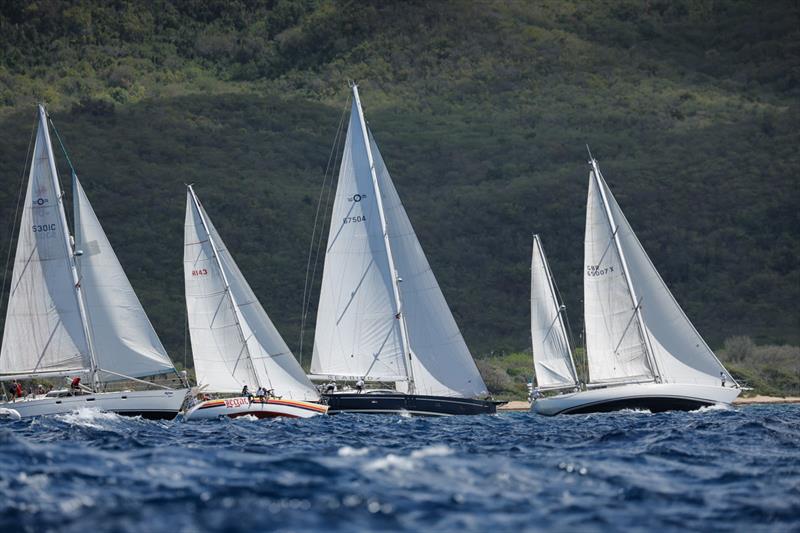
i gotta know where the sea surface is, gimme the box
[1,404,798,532]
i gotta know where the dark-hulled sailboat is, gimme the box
[309,85,497,416]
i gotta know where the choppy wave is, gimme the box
[1,404,798,532]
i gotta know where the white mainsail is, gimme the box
[310,97,408,383]
[530,235,578,391]
[598,167,735,386]
[584,168,654,384]
[0,106,91,378]
[184,188,319,400]
[73,175,175,380]
[311,85,488,398]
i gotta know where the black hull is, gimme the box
[323,393,497,416]
[562,396,713,415]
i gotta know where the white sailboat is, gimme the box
[533,153,740,415]
[182,187,327,420]
[529,234,579,396]
[0,105,187,419]
[309,84,496,415]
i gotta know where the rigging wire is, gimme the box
[297,96,351,367]
[0,113,38,322]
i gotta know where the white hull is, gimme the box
[0,389,188,419]
[184,396,328,420]
[532,382,740,416]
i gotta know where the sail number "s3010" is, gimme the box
[32,224,57,233]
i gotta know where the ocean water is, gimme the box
[1,404,798,532]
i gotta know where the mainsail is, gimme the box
[184,188,319,400]
[311,85,488,398]
[584,167,654,385]
[73,175,176,381]
[584,156,735,387]
[530,235,578,391]
[0,106,90,378]
[310,97,409,383]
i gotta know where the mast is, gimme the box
[587,151,662,382]
[187,186,261,390]
[39,105,100,390]
[533,234,579,388]
[351,84,416,393]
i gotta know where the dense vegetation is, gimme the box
[0,1,797,393]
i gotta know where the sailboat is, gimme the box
[529,234,580,397]
[532,152,741,415]
[309,84,497,416]
[182,187,327,420]
[0,105,188,419]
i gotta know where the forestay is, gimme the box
[185,190,319,400]
[311,99,407,383]
[584,170,654,384]
[74,176,175,380]
[601,174,734,386]
[0,109,90,377]
[370,133,488,398]
[530,235,578,391]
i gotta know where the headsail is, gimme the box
[185,189,319,400]
[584,168,654,384]
[73,175,176,381]
[370,132,488,398]
[599,170,735,386]
[310,96,407,383]
[0,107,90,378]
[530,235,578,391]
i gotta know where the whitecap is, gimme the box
[410,445,452,459]
[337,446,370,457]
[691,403,733,414]
[56,408,122,429]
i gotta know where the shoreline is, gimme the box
[497,395,800,412]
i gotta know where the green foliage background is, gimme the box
[0,1,797,379]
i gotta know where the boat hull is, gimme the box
[0,389,188,419]
[184,397,328,420]
[323,393,498,416]
[532,383,741,416]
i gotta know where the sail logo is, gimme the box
[347,193,367,202]
[586,264,615,277]
[33,184,49,206]
[191,269,208,277]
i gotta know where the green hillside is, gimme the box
[1,0,798,376]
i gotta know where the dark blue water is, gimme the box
[1,404,798,532]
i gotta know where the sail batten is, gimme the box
[530,235,578,391]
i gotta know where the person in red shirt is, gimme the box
[70,376,81,395]
[11,380,23,401]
